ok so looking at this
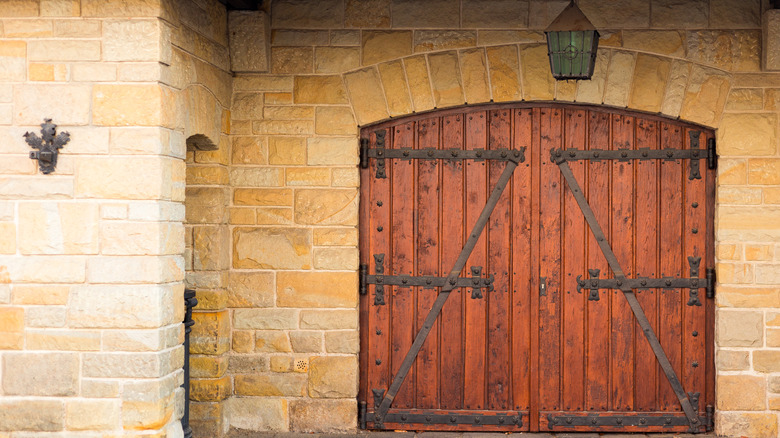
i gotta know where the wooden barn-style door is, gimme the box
[358,103,716,434]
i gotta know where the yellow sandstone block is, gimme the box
[93,84,163,126]
[293,76,348,104]
[486,45,521,102]
[428,51,464,107]
[403,55,434,112]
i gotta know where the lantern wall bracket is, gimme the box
[24,118,70,175]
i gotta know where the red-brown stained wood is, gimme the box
[359,103,715,433]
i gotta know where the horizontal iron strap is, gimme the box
[377,412,523,426]
[365,274,493,289]
[365,147,525,163]
[578,276,706,290]
[547,413,707,429]
[550,147,707,162]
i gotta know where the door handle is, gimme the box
[539,276,547,296]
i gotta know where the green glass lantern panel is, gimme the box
[546,29,599,80]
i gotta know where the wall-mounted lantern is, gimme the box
[545,1,599,80]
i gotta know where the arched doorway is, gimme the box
[358,103,716,433]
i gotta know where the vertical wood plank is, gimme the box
[658,122,684,411]
[390,122,416,408]
[585,110,610,412]
[562,108,586,411]
[487,108,512,410]
[610,114,635,412]
[538,107,562,412]
[634,117,660,411]
[440,113,465,410]
[529,107,542,430]
[464,110,488,410]
[416,117,441,409]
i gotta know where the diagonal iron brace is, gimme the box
[552,157,701,433]
[372,159,519,426]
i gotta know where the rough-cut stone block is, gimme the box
[14,84,91,125]
[232,136,267,165]
[286,168,330,186]
[711,0,759,28]
[754,350,780,372]
[229,207,255,225]
[629,54,671,113]
[190,311,230,355]
[325,330,359,354]
[428,52,464,107]
[87,255,183,284]
[717,309,763,347]
[404,55,434,112]
[289,399,357,432]
[0,307,23,332]
[345,67,389,125]
[378,61,413,116]
[651,0,707,28]
[227,397,288,432]
[229,355,269,374]
[26,329,100,351]
[726,88,764,111]
[121,393,176,431]
[66,399,120,431]
[93,84,163,126]
[234,308,298,330]
[717,412,778,438]
[187,166,229,186]
[28,40,100,61]
[715,349,749,371]
[0,400,63,432]
[294,76,348,104]
[316,47,360,74]
[277,271,358,308]
[2,352,78,396]
[689,30,760,73]
[12,285,69,305]
[230,168,284,187]
[414,30,476,52]
[0,0,40,16]
[228,271,274,308]
[0,255,85,283]
[604,51,635,107]
[392,0,459,28]
[190,376,232,402]
[3,19,51,37]
[748,159,780,184]
[717,374,766,410]
[520,45,554,101]
[660,60,691,118]
[234,75,293,92]
[0,41,26,82]
[346,0,390,28]
[268,136,305,165]
[17,202,98,255]
[294,189,358,225]
[308,356,357,398]
[54,20,101,37]
[313,247,359,270]
[486,45,521,102]
[193,226,230,270]
[231,92,263,120]
[528,0,568,28]
[272,47,313,74]
[315,107,356,136]
[680,65,730,127]
[300,310,358,330]
[232,330,254,353]
[272,0,343,29]
[578,0,649,28]
[103,19,161,62]
[719,114,777,156]
[459,48,490,104]
[332,168,359,188]
[230,11,269,73]
[40,0,80,16]
[234,188,292,206]
[256,207,293,225]
[186,187,229,224]
[233,227,311,269]
[765,10,780,71]
[272,30,328,46]
[460,0,527,27]
[235,373,306,397]
[362,31,412,66]
[255,331,292,352]
[478,30,544,45]
[290,331,322,353]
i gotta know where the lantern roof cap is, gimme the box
[545,1,597,32]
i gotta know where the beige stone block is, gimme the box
[746,244,774,261]
[272,29,328,46]
[228,271,274,308]
[486,45,522,102]
[185,187,229,224]
[234,75,293,92]
[0,332,23,349]
[768,328,780,347]
[265,92,292,104]
[107,126,165,155]
[76,157,167,199]
[711,0,759,28]
[255,206,294,224]
[0,0,40,16]
[718,159,747,185]
[650,0,707,27]
[308,356,357,398]
[255,330,292,353]
[427,51,464,108]
[289,399,356,433]
[392,0,459,28]
[3,352,78,396]
[3,19,53,37]
[270,356,293,372]
[660,60,691,118]
[726,88,763,111]
[315,107,356,136]
[286,168,330,186]
[87,255,183,284]
[767,188,780,204]
[749,159,780,184]
[271,0,343,28]
[121,394,176,431]
[28,40,100,62]
[26,329,100,351]
[295,188,358,225]
[0,400,63,432]
[264,106,314,121]
[719,114,777,157]
[271,47,313,75]
[193,226,230,271]
[102,329,173,352]
[765,10,780,71]
[377,60,412,116]
[234,188,292,206]
[186,166,229,186]
[235,373,305,397]
[294,76,348,105]
[414,30,476,53]
[477,30,544,45]
[756,264,780,284]
[315,47,360,74]
[93,84,163,126]
[520,44,554,101]
[460,48,491,104]
[325,330,359,354]
[0,307,23,332]
[40,0,80,16]
[234,308,298,330]
[54,20,101,37]
[716,349,750,371]
[81,0,163,17]
[528,0,568,28]
[314,247,359,270]
[0,254,85,283]
[72,63,117,82]
[277,271,358,308]
[12,285,69,305]
[290,331,322,353]
[103,19,162,62]
[345,0,390,28]
[717,412,778,438]
[232,136,267,165]
[754,351,780,372]
[332,168,359,187]
[81,379,119,398]
[680,65,731,126]
[230,10,270,73]
[770,313,780,327]
[718,187,762,205]
[18,202,98,255]
[232,330,254,353]
[233,227,311,269]
[268,136,305,165]
[0,222,15,254]
[118,62,161,82]
[190,376,232,402]
[362,31,412,66]
[345,67,389,125]
[190,311,230,355]
[717,309,763,347]
[66,399,119,431]
[403,55,434,112]
[718,205,780,241]
[628,54,671,113]
[687,30,760,72]
[227,397,288,432]
[555,80,577,102]
[577,0,648,28]
[307,137,358,166]
[14,84,91,125]
[461,0,527,28]
[27,306,67,328]
[603,51,635,108]
[28,62,66,82]
[717,374,766,410]
[68,284,175,328]
[231,92,263,120]
[313,228,358,246]
[230,168,284,187]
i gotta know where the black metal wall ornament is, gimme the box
[24,118,70,175]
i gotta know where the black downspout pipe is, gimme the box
[182,289,198,438]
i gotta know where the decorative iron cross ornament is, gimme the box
[25,118,70,174]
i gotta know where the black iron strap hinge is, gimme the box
[374,411,523,427]
[547,413,709,430]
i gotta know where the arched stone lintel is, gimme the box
[340,46,732,131]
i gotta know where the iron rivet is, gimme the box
[474,418,480,424]
[641,279,647,286]
[591,418,597,424]
[666,279,672,286]
[692,202,699,208]
[692,361,699,368]
[640,418,646,425]
[617,280,623,286]
[375,359,381,365]
[593,152,599,158]
[377,201,383,206]
[450,278,456,285]
[403,150,409,156]
[377,226,383,232]
[402,278,408,284]
[501,151,507,158]
[476,151,482,157]
[692,228,698,234]
[514,150,520,157]
[621,152,628,158]
[566,418,572,424]
[556,150,562,157]
[642,151,648,157]
[499,417,504,424]
[426,416,432,422]
[377,150,384,156]
[617,418,623,425]
[692,330,698,337]
[376,329,382,335]
[665,418,672,424]
[451,416,456,423]
[426,279,432,285]
[569,151,576,157]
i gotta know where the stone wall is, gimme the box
[216,1,780,437]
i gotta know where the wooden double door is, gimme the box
[358,103,715,433]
